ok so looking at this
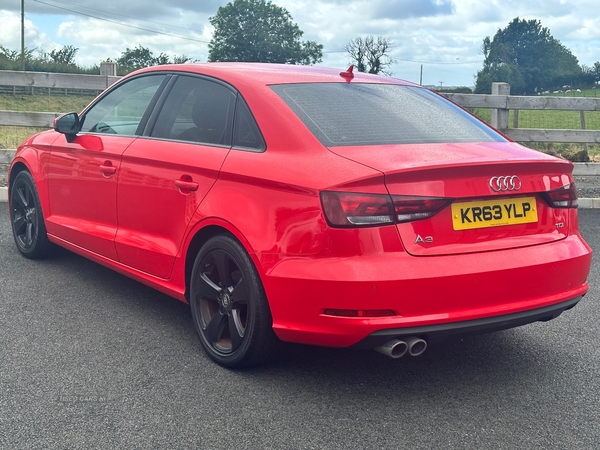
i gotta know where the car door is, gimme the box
[114,75,237,278]
[45,74,168,260]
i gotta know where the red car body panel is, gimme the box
[114,139,228,279]
[263,236,589,346]
[45,134,134,260]
[8,63,592,352]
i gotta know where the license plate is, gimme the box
[451,197,538,231]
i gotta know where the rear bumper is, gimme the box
[260,233,591,348]
[352,295,582,349]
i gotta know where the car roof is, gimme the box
[132,62,418,87]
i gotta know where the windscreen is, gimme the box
[270,83,505,146]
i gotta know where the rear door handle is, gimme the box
[100,162,117,176]
[175,179,199,192]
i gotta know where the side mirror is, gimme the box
[54,112,81,143]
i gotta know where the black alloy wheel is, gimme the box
[190,235,280,368]
[9,170,53,259]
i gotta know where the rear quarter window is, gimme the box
[270,83,504,146]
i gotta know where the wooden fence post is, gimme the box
[580,111,588,154]
[490,82,510,129]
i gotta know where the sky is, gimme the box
[0,0,599,87]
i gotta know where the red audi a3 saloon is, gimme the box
[8,63,592,368]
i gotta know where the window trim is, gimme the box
[143,73,239,148]
[231,94,267,153]
[137,72,267,152]
[78,72,172,138]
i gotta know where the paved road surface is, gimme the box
[1,207,599,449]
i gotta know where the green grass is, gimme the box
[469,89,600,161]
[0,126,50,149]
[471,108,600,131]
[470,88,600,129]
[0,93,95,113]
[0,93,95,148]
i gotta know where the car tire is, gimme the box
[9,170,54,259]
[190,235,281,368]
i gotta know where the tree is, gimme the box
[0,44,189,74]
[0,45,20,62]
[49,45,78,65]
[116,45,192,73]
[172,54,192,64]
[344,36,396,75]
[593,61,600,87]
[208,0,323,65]
[117,45,157,71]
[579,63,600,87]
[0,45,82,72]
[475,18,581,94]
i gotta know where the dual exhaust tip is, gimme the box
[374,337,427,359]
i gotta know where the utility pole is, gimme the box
[419,65,423,86]
[439,81,444,90]
[21,0,25,71]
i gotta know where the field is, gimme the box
[0,93,95,149]
[469,88,600,160]
[1,90,599,160]
[471,88,600,129]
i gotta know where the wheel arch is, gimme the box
[186,227,282,368]
[184,225,227,300]
[8,161,29,188]
[8,161,33,215]
[183,222,264,303]
[8,166,55,259]
[9,150,50,216]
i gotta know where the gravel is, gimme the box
[573,176,600,198]
[1,162,8,187]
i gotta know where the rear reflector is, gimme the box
[321,191,452,227]
[541,183,578,209]
[323,309,397,317]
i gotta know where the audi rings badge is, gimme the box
[489,175,522,192]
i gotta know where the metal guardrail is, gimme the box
[0,70,120,91]
[0,70,121,128]
[0,110,60,127]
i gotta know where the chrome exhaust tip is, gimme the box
[374,338,408,359]
[405,336,427,357]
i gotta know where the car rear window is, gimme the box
[270,83,505,146]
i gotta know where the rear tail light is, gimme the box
[320,191,452,227]
[541,183,578,209]
[392,196,453,223]
[321,192,394,226]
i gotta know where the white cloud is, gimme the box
[53,17,212,66]
[0,1,598,86]
[0,10,56,52]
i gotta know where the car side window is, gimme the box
[80,74,166,136]
[151,76,236,146]
[233,97,266,152]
